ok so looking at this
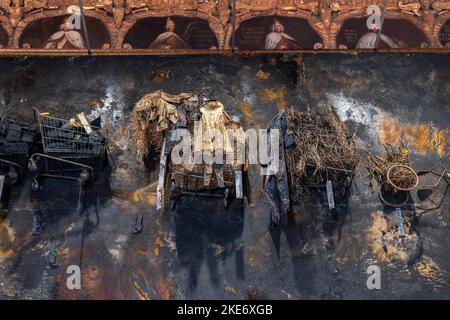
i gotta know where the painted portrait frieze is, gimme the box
[234,16,322,50]
[124,16,218,50]
[337,17,429,49]
[19,15,111,49]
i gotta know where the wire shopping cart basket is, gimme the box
[168,161,245,211]
[0,116,36,184]
[28,108,108,212]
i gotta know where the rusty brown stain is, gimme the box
[133,280,151,300]
[131,266,172,300]
[432,129,447,157]
[255,69,271,80]
[113,184,157,206]
[134,247,152,258]
[238,102,257,125]
[156,275,172,300]
[88,98,103,108]
[150,67,171,82]
[258,86,287,109]
[378,116,448,157]
[0,220,17,261]
[53,246,124,299]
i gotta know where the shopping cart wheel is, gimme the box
[341,186,347,197]
[31,178,40,192]
[236,198,244,208]
[224,188,230,208]
[28,159,37,172]
[80,169,90,185]
[344,176,351,188]
[8,167,19,185]
[169,180,177,211]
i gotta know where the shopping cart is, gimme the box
[0,116,36,184]
[156,135,246,214]
[28,108,108,212]
[168,163,244,211]
[287,163,356,203]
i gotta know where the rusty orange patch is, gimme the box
[88,98,103,108]
[133,280,151,300]
[238,102,256,125]
[0,220,17,261]
[255,69,271,80]
[118,183,157,206]
[377,116,448,157]
[259,86,287,109]
[156,276,172,300]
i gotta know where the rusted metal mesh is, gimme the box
[284,106,359,195]
[170,163,236,190]
[367,143,418,192]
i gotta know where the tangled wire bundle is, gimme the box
[284,107,359,196]
[367,143,418,192]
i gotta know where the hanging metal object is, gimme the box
[374,0,389,49]
[78,0,91,54]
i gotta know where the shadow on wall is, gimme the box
[19,16,111,49]
[123,16,218,50]
[175,197,245,292]
[439,19,450,47]
[234,16,323,50]
[337,18,429,49]
[0,26,8,48]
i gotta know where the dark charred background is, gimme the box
[0,53,449,299]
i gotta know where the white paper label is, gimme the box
[395,208,404,237]
[235,171,243,199]
[326,180,335,209]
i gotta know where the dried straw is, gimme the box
[284,106,359,195]
[367,143,417,192]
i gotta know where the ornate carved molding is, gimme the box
[0,0,448,49]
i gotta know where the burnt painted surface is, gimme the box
[0,54,449,299]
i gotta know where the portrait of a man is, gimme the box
[149,17,190,50]
[43,16,86,50]
[356,23,398,49]
[265,18,301,50]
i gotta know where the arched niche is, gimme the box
[336,17,429,49]
[0,25,8,48]
[438,19,450,47]
[19,15,111,49]
[234,16,323,50]
[123,16,218,49]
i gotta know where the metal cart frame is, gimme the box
[287,163,356,208]
[28,108,108,213]
[0,116,36,184]
[156,139,245,213]
[378,160,449,208]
